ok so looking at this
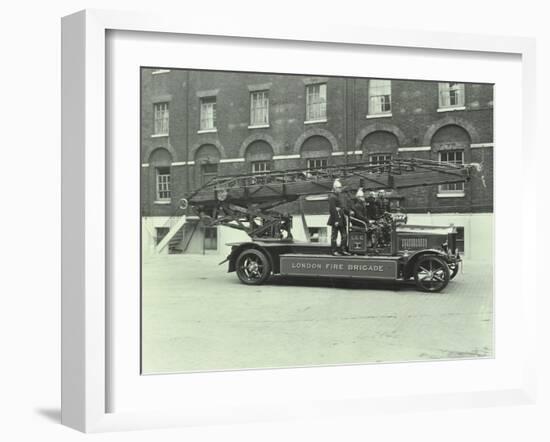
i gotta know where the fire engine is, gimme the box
[177,158,471,292]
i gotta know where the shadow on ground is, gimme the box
[242,274,427,293]
[35,408,61,423]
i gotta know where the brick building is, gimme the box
[141,68,493,259]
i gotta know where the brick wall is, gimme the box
[141,68,493,216]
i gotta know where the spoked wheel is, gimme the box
[413,255,450,292]
[236,249,271,285]
[447,262,459,280]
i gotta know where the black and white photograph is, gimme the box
[3,0,548,439]
[140,68,494,374]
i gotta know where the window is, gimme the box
[250,91,269,126]
[200,97,217,130]
[368,153,392,165]
[439,150,465,192]
[308,227,328,243]
[204,227,218,251]
[200,163,218,185]
[156,167,171,200]
[155,227,170,245]
[306,158,328,170]
[456,226,465,253]
[439,83,465,109]
[251,161,271,174]
[305,83,327,122]
[368,80,391,115]
[153,102,169,135]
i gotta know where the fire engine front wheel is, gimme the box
[413,255,450,292]
[236,249,271,285]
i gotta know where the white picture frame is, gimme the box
[61,9,537,433]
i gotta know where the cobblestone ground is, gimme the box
[141,254,493,373]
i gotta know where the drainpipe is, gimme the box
[343,78,348,166]
[352,78,356,162]
[185,70,190,195]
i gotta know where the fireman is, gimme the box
[375,190,390,218]
[327,179,351,256]
[350,188,369,224]
[353,189,380,248]
[365,191,378,220]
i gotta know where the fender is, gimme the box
[402,249,449,279]
[226,242,276,273]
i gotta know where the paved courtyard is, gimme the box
[141,253,493,374]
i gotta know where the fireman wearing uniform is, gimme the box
[327,179,351,256]
[374,190,392,247]
[352,188,379,248]
[350,188,369,224]
[365,191,378,220]
[375,190,390,218]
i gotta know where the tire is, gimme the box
[235,248,271,285]
[448,262,459,280]
[413,255,450,292]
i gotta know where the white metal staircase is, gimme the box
[155,215,187,254]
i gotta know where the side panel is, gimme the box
[279,255,399,280]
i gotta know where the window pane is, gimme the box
[369,80,391,114]
[153,102,169,134]
[368,154,392,165]
[307,158,328,170]
[204,227,218,250]
[201,163,218,185]
[439,150,465,191]
[306,83,327,121]
[439,83,465,108]
[456,226,465,253]
[200,97,217,130]
[252,161,270,173]
[156,167,171,200]
[308,227,328,243]
[250,91,269,125]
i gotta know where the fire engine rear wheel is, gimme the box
[448,262,459,280]
[236,249,271,285]
[413,255,450,292]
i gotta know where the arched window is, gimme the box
[195,144,221,186]
[300,135,332,170]
[245,140,274,174]
[149,148,172,202]
[361,131,399,164]
[431,124,471,194]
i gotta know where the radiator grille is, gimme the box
[400,237,428,250]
